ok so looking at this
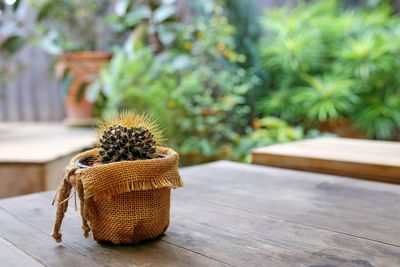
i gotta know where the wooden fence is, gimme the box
[0,1,64,121]
[0,47,64,121]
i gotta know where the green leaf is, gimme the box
[60,68,74,99]
[153,5,175,24]
[12,0,21,11]
[76,81,89,102]
[115,0,130,16]
[86,81,101,103]
[170,55,192,70]
[0,35,25,55]
[36,2,54,22]
[124,7,151,27]
[38,31,63,55]
[162,0,176,5]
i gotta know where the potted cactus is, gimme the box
[52,111,184,244]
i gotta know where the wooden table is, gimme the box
[0,123,94,198]
[1,161,400,266]
[252,137,400,184]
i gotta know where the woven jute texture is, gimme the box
[52,146,183,244]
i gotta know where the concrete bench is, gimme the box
[0,123,94,198]
[252,137,400,184]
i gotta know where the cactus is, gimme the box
[96,111,163,164]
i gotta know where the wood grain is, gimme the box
[0,193,227,267]
[0,161,400,266]
[252,137,400,183]
[0,123,94,198]
[3,190,400,266]
[0,123,94,163]
[0,163,44,198]
[0,236,42,267]
[179,161,400,246]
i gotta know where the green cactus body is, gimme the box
[99,125,157,164]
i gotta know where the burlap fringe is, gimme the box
[90,176,184,201]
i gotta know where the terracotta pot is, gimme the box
[318,117,367,139]
[55,51,112,125]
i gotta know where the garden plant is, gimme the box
[1,0,399,165]
[258,0,400,139]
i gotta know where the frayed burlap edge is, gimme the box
[72,147,183,200]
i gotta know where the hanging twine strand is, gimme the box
[52,166,91,243]
[76,179,91,238]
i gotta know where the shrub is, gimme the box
[93,5,260,165]
[258,0,400,139]
[233,116,309,163]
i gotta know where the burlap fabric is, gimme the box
[52,147,183,244]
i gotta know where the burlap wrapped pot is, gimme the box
[52,146,184,244]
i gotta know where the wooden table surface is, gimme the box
[0,122,94,163]
[0,123,94,198]
[252,137,400,183]
[1,161,400,266]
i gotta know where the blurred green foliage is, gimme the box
[0,0,113,55]
[258,0,400,139]
[233,117,324,163]
[3,0,399,165]
[93,3,263,165]
[31,0,111,53]
[90,0,324,165]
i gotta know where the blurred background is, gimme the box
[1,0,400,168]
